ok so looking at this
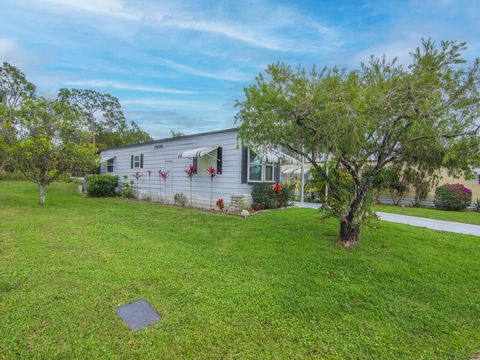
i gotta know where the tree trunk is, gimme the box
[339,216,360,247]
[39,183,46,205]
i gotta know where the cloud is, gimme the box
[0,38,16,58]
[121,98,225,111]
[65,79,198,94]
[35,0,141,20]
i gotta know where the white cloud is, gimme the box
[34,0,141,20]
[121,98,224,111]
[0,38,16,58]
[65,79,198,94]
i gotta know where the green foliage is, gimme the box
[11,97,97,204]
[86,174,118,197]
[120,175,134,198]
[434,184,472,211]
[174,192,188,207]
[251,183,293,210]
[237,40,480,244]
[58,88,152,150]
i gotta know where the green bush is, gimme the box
[434,183,472,210]
[85,175,118,197]
[174,192,188,207]
[121,175,134,198]
[251,183,293,210]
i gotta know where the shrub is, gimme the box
[121,175,134,198]
[216,198,225,210]
[174,192,188,207]
[86,175,118,197]
[251,183,293,210]
[434,183,472,210]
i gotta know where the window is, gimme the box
[106,158,114,173]
[247,149,275,183]
[154,144,163,150]
[195,147,222,174]
[131,154,143,169]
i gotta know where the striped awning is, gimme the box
[177,146,218,158]
[99,156,115,164]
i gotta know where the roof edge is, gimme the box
[100,127,238,152]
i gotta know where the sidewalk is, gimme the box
[293,202,480,236]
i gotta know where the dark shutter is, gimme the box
[241,147,248,183]
[216,147,223,174]
[193,157,198,174]
[131,155,133,169]
[274,164,280,182]
[140,154,144,168]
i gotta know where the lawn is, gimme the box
[1,181,480,359]
[375,203,480,225]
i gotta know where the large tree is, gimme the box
[237,40,480,246]
[12,97,96,205]
[0,62,36,171]
[58,88,126,148]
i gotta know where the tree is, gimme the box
[58,88,126,147]
[237,39,480,247]
[12,98,97,205]
[96,120,152,149]
[170,130,185,138]
[0,62,36,171]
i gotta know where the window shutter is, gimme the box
[274,164,280,182]
[131,155,133,169]
[193,157,198,174]
[216,147,223,174]
[140,154,144,168]
[241,147,248,183]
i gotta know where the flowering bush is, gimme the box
[207,166,216,209]
[434,183,472,210]
[251,183,293,210]
[216,198,225,210]
[185,164,196,206]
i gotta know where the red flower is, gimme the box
[186,164,196,178]
[216,198,225,210]
[207,166,216,179]
[272,182,282,194]
[159,170,170,181]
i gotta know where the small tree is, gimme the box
[12,98,96,205]
[185,164,196,206]
[207,166,216,209]
[159,170,170,203]
[237,40,480,246]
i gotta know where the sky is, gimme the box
[0,0,479,139]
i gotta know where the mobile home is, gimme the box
[99,128,293,209]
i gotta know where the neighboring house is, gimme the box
[99,128,294,209]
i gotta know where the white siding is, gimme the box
[100,129,252,208]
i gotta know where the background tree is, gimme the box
[58,88,151,150]
[12,97,96,205]
[170,130,185,138]
[237,39,480,246]
[0,62,36,172]
[58,88,124,147]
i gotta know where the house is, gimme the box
[99,128,295,209]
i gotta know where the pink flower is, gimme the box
[159,170,170,181]
[207,166,216,179]
[186,164,196,178]
[132,172,144,180]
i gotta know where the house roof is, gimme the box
[100,127,238,152]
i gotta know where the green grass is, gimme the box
[375,203,480,225]
[1,181,480,359]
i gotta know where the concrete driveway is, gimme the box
[293,202,480,236]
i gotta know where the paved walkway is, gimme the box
[293,201,480,236]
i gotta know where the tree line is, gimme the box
[0,62,152,204]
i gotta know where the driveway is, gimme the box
[293,202,480,236]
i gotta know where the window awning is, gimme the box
[281,165,311,175]
[99,156,115,164]
[177,146,218,159]
[253,148,301,165]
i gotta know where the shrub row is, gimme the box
[85,175,118,197]
[251,183,293,210]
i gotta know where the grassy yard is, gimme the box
[375,203,480,225]
[1,181,480,359]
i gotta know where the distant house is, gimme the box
[99,128,295,209]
